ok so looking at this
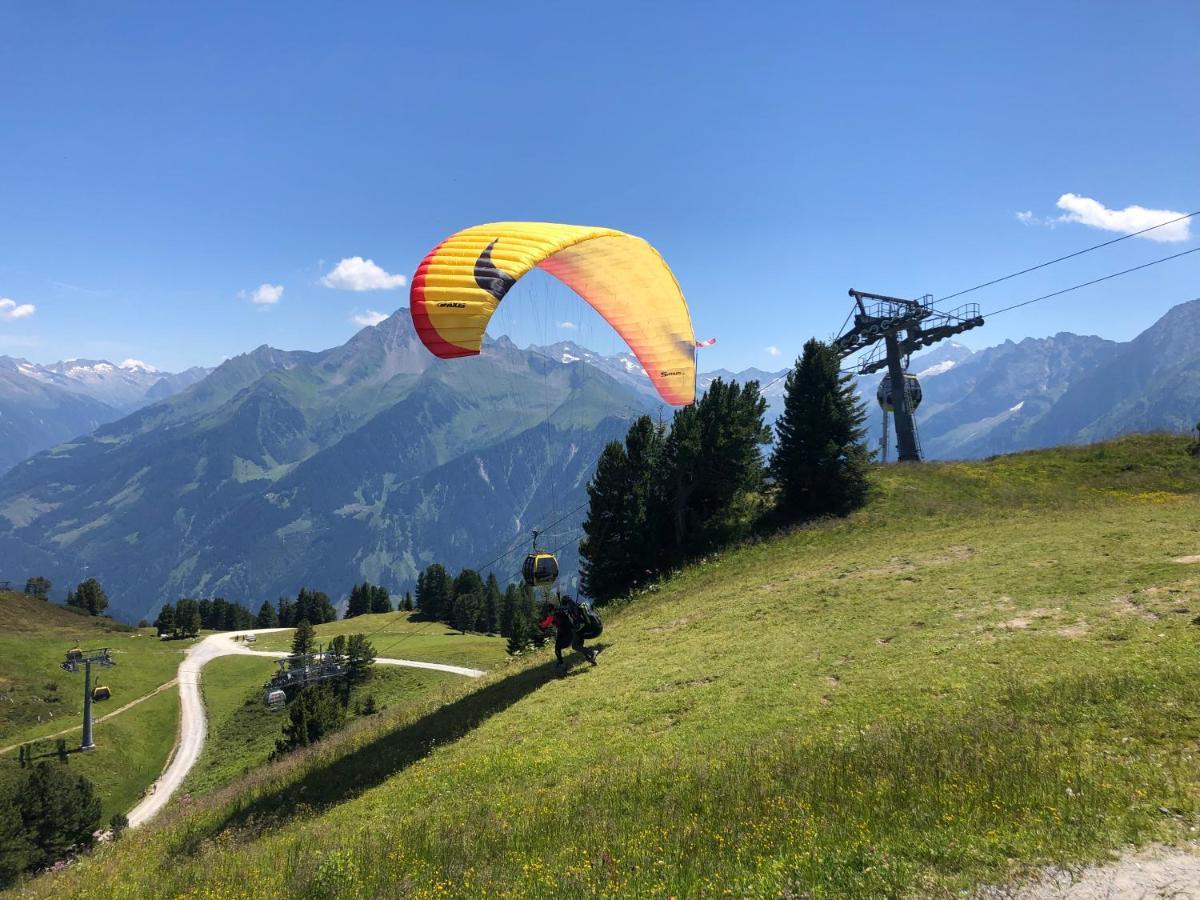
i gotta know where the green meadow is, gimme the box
[13,435,1200,897]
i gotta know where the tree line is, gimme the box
[581,340,869,603]
[414,564,547,653]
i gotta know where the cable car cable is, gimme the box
[935,210,1198,306]
[984,245,1200,318]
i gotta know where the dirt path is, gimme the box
[0,678,179,756]
[125,629,485,828]
[979,845,1200,898]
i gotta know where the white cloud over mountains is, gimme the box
[351,310,389,327]
[0,298,36,320]
[322,257,407,291]
[765,345,781,357]
[1017,194,1191,242]
[241,284,284,306]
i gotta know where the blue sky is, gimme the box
[2,1,1197,373]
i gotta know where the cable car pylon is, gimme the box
[61,647,116,750]
[832,288,983,462]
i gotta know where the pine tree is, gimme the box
[401,591,414,612]
[506,609,531,654]
[255,600,278,628]
[770,338,871,520]
[275,684,345,754]
[580,415,667,603]
[499,584,518,637]
[345,583,370,619]
[153,602,176,637]
[662,378,770,561]
[346,634,375,684]
[291,620,315,657]
[327,634,347,662]
[16,763,102,870]
[483,574,502,633]
[66,578,108,616]
[276,596,294,627]
[416,564,452,622]
[369,585,392,614]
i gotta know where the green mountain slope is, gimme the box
[0,591,185,823]
[21,435,1200,898]
[0,315,647,622]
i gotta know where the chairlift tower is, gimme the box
[832,289,984,462]
[61,647,116,750]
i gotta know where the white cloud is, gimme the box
[1056,194,1190,242]
[765,345,781,357]
[351,310,389,327]
[1017,194,1190,242]
[248,283,284,306]
[558,321,577,329]
[0,298,36,320]
[321,257,407,291]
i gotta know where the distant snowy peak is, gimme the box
[3,355,202,412]
[910,340,974,379]
[915,359,958,378]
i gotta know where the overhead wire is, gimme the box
[984,245,1200,318]
[935,210,1199,305]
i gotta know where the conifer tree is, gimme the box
[275,684,345,754]
[153,602,176,637]
[345,583,370,619]
[66,578,108,616]
[327,634,347,662]
[662,378,770,561]
[255,600,278,628]
[416,564,452,621]
[499,584,518,637]
[770,338,870,520]
[369,585,392,614]
[483,574,502,633]
[276,595,295,628]
[291,619,315,656]
[401,591,414,612]
[580,415,666,603]
[346,634,375,684]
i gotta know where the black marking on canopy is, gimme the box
[474,240,518,301]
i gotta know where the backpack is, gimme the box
[564,599,603,639]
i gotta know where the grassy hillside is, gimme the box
[251,610,510,669]
[0,594,181,745]
[184,656,469,797]
[15,435,1200,897]
[0,594,187,823]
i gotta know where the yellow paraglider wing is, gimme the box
[410,222,696,406]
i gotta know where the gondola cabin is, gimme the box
[522,552,559,588]
[91,685,111,702]
[265,689,286,709]
[876,372,923,412]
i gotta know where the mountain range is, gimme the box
[0,314,642,622]
[1,299,1196,622]
[0,356,210,474]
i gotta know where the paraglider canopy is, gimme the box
[410,222,697,406]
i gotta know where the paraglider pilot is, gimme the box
[539,597,597,672]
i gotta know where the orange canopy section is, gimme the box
[410,222,696,405]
